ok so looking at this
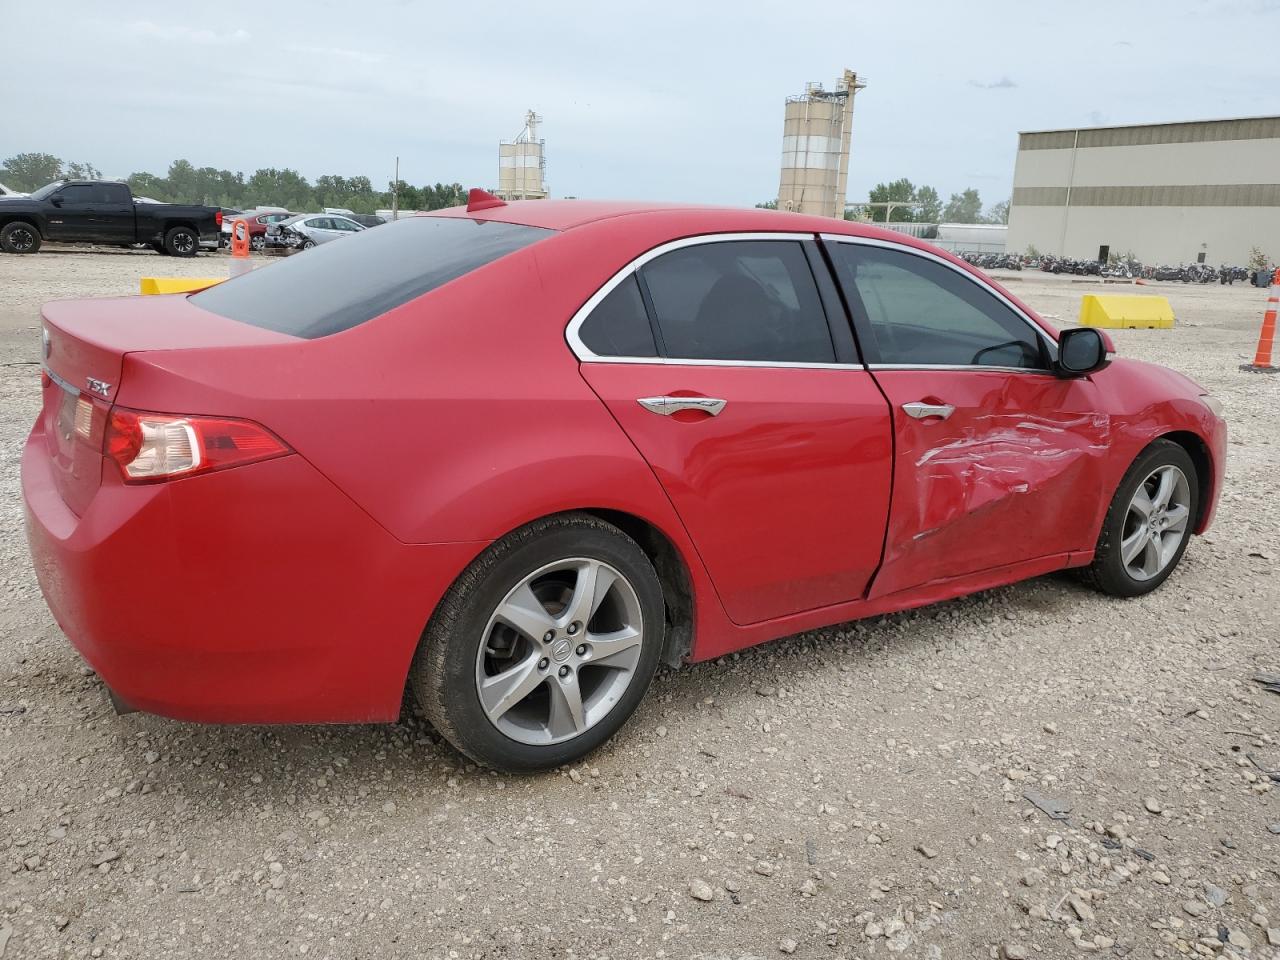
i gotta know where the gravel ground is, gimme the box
[1,250,1278,960]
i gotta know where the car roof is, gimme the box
[426,198,933,245]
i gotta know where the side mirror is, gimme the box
[49,195,64,207]
[1054,327,1111,377]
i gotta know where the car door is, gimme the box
[573,234,894,626]
[308,217,342,244]
[44,184,98,242]
[824,235,1111,599]
[94,183,136,244]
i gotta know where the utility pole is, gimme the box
[392,156,399,221]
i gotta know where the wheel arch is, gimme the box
[0,216,43,238]
[579,508,695,669]
[1157,429,1214,532]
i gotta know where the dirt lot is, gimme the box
[1,249,1278,960]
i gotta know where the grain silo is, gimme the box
[777,70,865,218]
[497,111,548,200]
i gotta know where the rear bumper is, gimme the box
[22,425,487,724]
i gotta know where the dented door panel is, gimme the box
[869,369,1110,598]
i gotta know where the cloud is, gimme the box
[127,21,250,44]
[970,76,1017,89]
[285,44,386,65]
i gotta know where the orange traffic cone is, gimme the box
[229,219,253,278]
[1241,267,1280,373]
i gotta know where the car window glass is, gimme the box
[640,240,835,363]
[192,216,552,339]
[57,185,96,204]
[832,244,1045,369]
[102,184,130,204]
[578,275,657,357]
[307,218,329,229]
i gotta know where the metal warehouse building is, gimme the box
[1006,116,1280,265]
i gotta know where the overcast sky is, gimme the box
[4,0,1277,210]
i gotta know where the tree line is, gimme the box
[757,179,1009,225]
[862,179,1007,224]
[0,152,467,214]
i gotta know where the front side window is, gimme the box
[56,184,97,204]
[639,240,835,363]
[831,243,1045,369]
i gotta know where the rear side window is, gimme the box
[191,216,552,339]
[639,241,835,363]
[577,275,657,357]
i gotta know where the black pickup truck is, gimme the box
[0,180,222,257]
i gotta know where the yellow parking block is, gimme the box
[1078,294,1174,329]
[139,277,226,295]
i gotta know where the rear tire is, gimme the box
[0,222,41,254]
[250,235,265,251]
[163,226,198,258]
[411,513,665,773]
[300,239,315,250]
[1079,439,1198,597]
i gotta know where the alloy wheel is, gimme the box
[475,557,645,746]
[172,232,195,254]
[10,227,35,252]
[1121,464,1191,581]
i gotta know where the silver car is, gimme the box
[267,214,365,250]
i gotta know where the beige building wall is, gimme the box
[1007,117,1280,264]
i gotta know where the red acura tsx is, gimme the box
[23,192,1226,771]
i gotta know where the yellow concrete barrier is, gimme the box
[1078,294,1174,329]
[139,277,226,295]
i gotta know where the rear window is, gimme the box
[191,216,553,339]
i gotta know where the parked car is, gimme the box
[223,210,296,250]
[0,182,28,198]
[23,195,1226,772]
[265,213,365,249]
[0,180,220,256]
[345,213,387,228]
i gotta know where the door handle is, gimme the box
[637,396,726,417]
[902,401,955,420]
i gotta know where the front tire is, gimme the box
[0,222,41,254]
[412,514,665,773]
[1080,439,1198,597]
[163,226,198,257]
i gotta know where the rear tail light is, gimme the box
[215,210,224,227]
[105,407,290,482]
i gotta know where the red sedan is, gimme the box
[23,193,1226,772]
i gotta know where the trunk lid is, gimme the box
[39,294,296,515]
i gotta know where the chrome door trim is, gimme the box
[818,232,1060,362]
[902,401,956,420]
[637,396,727,416]
[565,231,849,369]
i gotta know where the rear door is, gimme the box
[574,234,893,626]
[824,236,1110,598]
[94,183,137,244]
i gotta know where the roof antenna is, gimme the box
[467,188,507,212]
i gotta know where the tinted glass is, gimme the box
[640,241,834,363]
[101,183,131,204]
[578,275,656,357]
[57,185,97,204]
[191,216,552,339]
[832,244,1045,369]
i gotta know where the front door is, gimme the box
[825,236,1111,598]
[43,183,98,242]
[574,236,893,626]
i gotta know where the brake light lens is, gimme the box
[215,210,224,227]
[105,408,290,482]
